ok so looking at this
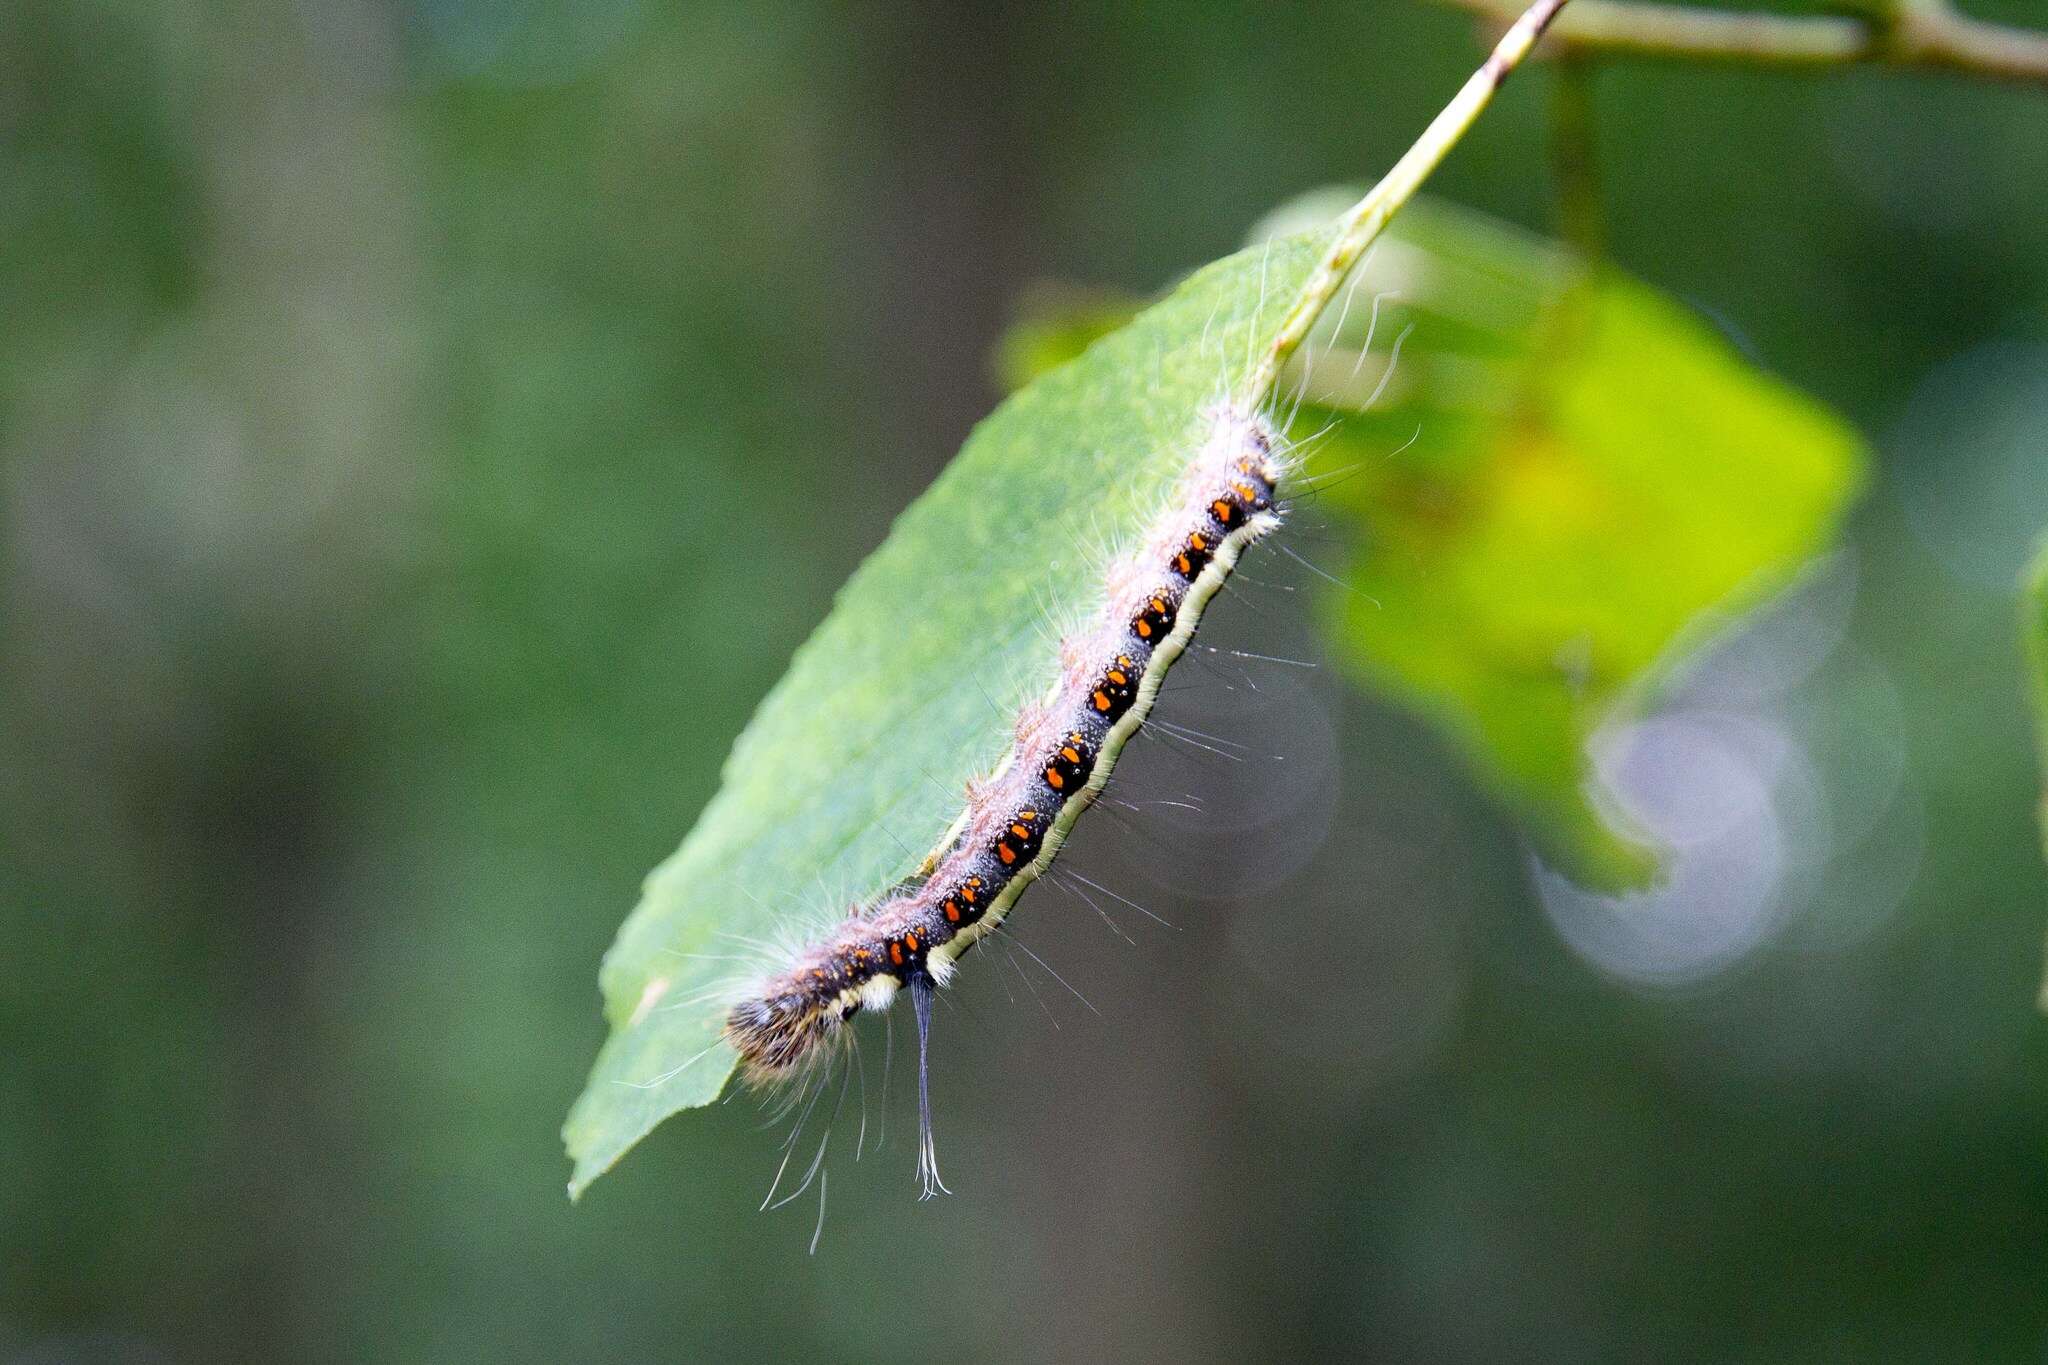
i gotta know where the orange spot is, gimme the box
[1108,670,1127,686]
[1093,691,1112,712]
[944,900,961,922]
[1046,768,1065,790]
[999,843,1018,865]
[889,941,903,966]
[1189,533,1208,551]
[1135,620,1153,639]
[906,932,918,952]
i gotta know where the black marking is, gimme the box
[1132,594,1177,645]
[939,872,991,929]
[1091,654,1140,722]
[1042,730,1096,797]
[993,806,1050,869]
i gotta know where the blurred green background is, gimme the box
[5,1,2047,1360]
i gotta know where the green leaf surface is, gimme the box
[563,234,1324,1196]
[1285,199,1865,886]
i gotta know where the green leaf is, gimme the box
[1285,199,1866,887]
[563,234,1325,1197]
[2024,536,2048,1009]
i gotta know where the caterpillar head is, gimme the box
[724,983,857,1088]
[724,941,907,1089]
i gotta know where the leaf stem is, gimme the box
[1438,0,2048,89]
[1250,0,1572,403]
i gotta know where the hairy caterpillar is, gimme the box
[571,2,1575,1217]
[722,399,1289,1195]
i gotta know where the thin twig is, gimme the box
[1439,0,2048,89]
[1249,0,1572,403]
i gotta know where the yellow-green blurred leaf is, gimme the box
[999,200,1867,888]
[998,199,1866,888]
[1290,199,1866,887]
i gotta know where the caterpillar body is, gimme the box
[724,404,1287,1114]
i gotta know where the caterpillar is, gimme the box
[721,399,1290,1194]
